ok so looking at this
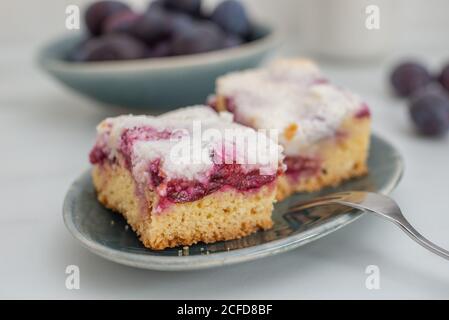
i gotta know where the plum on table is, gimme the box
[409,86,449,136]
[391,62,432,97]
[438,64,449,93]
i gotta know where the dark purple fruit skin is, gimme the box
[72,34,148,62]
[390,62,432,97]
[438,64,449,92]
[102,11,140,34]
[147,0,165,11]
[70,0,253,61]
[85,1,131,36]
[67,38,93,62]
[223,34,243,48]
[163,0,202,16]
[170,21,226,55]
[146,41,173,58]
[166,12,194,34]
[409,87,449,136]
[132,8,173,45]
[211,0,250,37]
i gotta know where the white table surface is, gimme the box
[1,36,448,299]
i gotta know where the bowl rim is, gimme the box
[39,23,280,73]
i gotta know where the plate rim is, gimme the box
[63,133,404,271]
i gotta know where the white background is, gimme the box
[1,0,448,299]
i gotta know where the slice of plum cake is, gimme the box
[212,59,371,200]
[89,106,284,250]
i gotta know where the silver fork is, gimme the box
[290,191,449,260]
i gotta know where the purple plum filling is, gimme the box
[355,103,371,119]
[90,126,174,167]
[283,155,322,182]
[207,95,369,185]
[150,162,278,204]
[90,124,279,208]
[120,126,173,167]
[89,145,108,164]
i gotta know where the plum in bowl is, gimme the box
[38,0,279,110]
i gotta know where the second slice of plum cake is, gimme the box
[213,59,371,199]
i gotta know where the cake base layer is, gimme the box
[92,163,275,250]
[276,117,371,200]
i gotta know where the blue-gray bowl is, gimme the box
[38,25,278,110]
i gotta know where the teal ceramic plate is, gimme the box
[63,134,403,271]
[38,25,278,110]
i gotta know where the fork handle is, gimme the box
[292,193,449,261]
[393,218,449,260]
[335,197,449,261]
